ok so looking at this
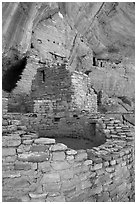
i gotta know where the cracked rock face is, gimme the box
[2,2,135,115]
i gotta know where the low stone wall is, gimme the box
[2,114,135,202]
[3,112,106,147]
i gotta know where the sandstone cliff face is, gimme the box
[2,2,135,116]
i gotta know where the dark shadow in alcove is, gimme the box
[2,57,27,92]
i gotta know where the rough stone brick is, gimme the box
[3,197,22,202]
[96,168,105,175]
[78,171,91,181]
[42,173,60,183]
[38,161,51,172]
[66,155,74,162]
[87,152,102,163]
[106,167,115,173]
[110,160,116,165]
[29,192,48,199]
[17,152,49,162]
[2,171,21,178]
[75,152,87,161]
[63,186,76,197]
[83,159,93,166]
[74,163,89,175]
[3,135,21,147]
[61,179,75,191]
[50,161,71,170]
[116,157,122,164]
[60,169,74,180]
[17,125,27,131]
[91,185,103,195]
[80,179,92,189]
[98,192,110,202]
[34,138,55,144]
[68,192,86,202]
[22,139,33,145]
[96,174,112,185]
[52,151,65,161]
[2,120,8,126]
[89,172,97,178]
[13,177,30,188]
[46,195,66,202]
[47,192,60,197]
[3,155,17,163]
[30,198,46,202]
[93,163,102,170]
[66,149,77,155]
[30,145,49,152]
[21,195,30,202]
[112,152,119,159]
[50,143,68,151]
[104,161,109,167]
[2,163,14,171]
[7,125,18,132]
[11,120,21,126]
[121,161,126,166]
[14,162,31,170]
[43,182,61,192]
[17,144,31,153]
[2,148,16,156]
[22,133,38,139]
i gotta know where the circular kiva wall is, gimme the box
[2,113,134,202]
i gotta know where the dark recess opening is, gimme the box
[31,43,34,48]
[73,114,80,119]
[41,70,45,82]
[84,70,92,75]
[54,117,60,122]
[93,56,96,66]
[2,57,27,92]
[97,90,102,105]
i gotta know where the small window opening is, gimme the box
[41,70,45,82]
[37,39,42,44]
[100,62,103,67]
[73,114,79,119]
[93,56,96,66]
[31,43,34,48]
[54,117,60,122]
[84,70,91,75]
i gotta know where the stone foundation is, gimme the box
[2,113,135,202]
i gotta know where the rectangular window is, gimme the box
[41,70,45,82]
[93,56,96,66]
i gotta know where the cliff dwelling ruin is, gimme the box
[2,2,135,202]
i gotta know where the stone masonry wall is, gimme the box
[2,113,135,202]
[32,65,97,114]
[71,71,97,113]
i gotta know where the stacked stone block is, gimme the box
[2,98,8,114]
[2,113,134,202]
